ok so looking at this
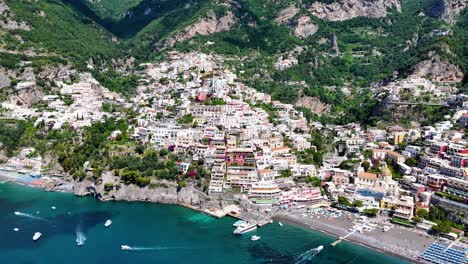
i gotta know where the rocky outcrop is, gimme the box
[73,179,203,206]
[308,0,401,21]
[293,16,318,38]
[167,10,236,46]
[330,33,340,54]
[0,1,31,31]
[295,96,331,115]
[412,52,464,83]
[442,0,468,23]
[275,5,300,24]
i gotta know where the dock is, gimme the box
[331,229,357,247]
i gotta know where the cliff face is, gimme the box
[73,179,203,206]
[442,0,468,23]
[307,0,401,21]
[0,1,31,31]
[293,16,319,38]
[412,52,464,83]
[167,10,236,46]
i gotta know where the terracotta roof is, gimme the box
[358,172,378,181]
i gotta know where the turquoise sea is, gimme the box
[0,182,407,264]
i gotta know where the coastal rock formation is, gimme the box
[307,0,401,21]
[275,5,300,24]
[293,16,318,38]
[295,96,331,115]
[73,179,203,206]
[412,53,464,83]
[167,10,236,46]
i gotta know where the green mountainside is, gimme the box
[1,0,467,124]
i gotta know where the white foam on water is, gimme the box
[14,211,45,221]
[122,246,188,251]
[295,246,323,264]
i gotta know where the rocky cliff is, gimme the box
[307,0,401,21]
[442,0,468,23]
[0,1,31,31]
[412,52,464,83]
[72,178,204,206]
[167,10,237,46]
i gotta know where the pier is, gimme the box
[331,229,357,247]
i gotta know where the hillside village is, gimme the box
[1,51,468,259]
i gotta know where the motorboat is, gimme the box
[13,228,19,232]
[33,232,42,241]
[233,220,246,227]
[104,219,112,227]
[278,222,283,227]
[251,235,261,241]
[76,232,86,246]
[233,222,257,235]
[121,245,131,250]
[315,245,324,252]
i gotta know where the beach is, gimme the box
[0,181,408,264]
[0,169,430,263]
[275,210,435,262]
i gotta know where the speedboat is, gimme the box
[233,222,257,235]
[76,232,86,246]
[121,245,131,250]
[104,219,112,227]
[251,235,261,241]
[233,220,246,227]
[278,222,283,227]
[33,232,42,241]
[315,245,324,252]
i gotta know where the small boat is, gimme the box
[13,228,19,232]
[233,220,246,227]
[233,222,257,235]
[104,219,112,227]
[33,232,42,241]
[315,245,324,252]
[76,232,86,246]
[51,206,56,210]
[121,245,131,250]
[278,222,283,227]
[251,235,261,241]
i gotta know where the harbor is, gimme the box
[0,181,409,264]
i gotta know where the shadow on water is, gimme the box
[0,210,113,250]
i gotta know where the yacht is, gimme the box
[33,232,42,241]
[121,245,131,250]
[233,220,246,227]
[233,222,257,235]
[251,235,261,241]
[104,219,112,227]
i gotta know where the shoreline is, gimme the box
[274,214,422,263]
[0,177,425,263]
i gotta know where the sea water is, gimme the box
[0,182,407,264]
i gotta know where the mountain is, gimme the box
[1,0,467,124]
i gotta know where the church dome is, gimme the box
[380,164,392,177]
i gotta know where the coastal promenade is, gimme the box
[274,211,435,262]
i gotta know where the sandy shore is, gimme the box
[274,211,435,263]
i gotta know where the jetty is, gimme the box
[331,229,357,247]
